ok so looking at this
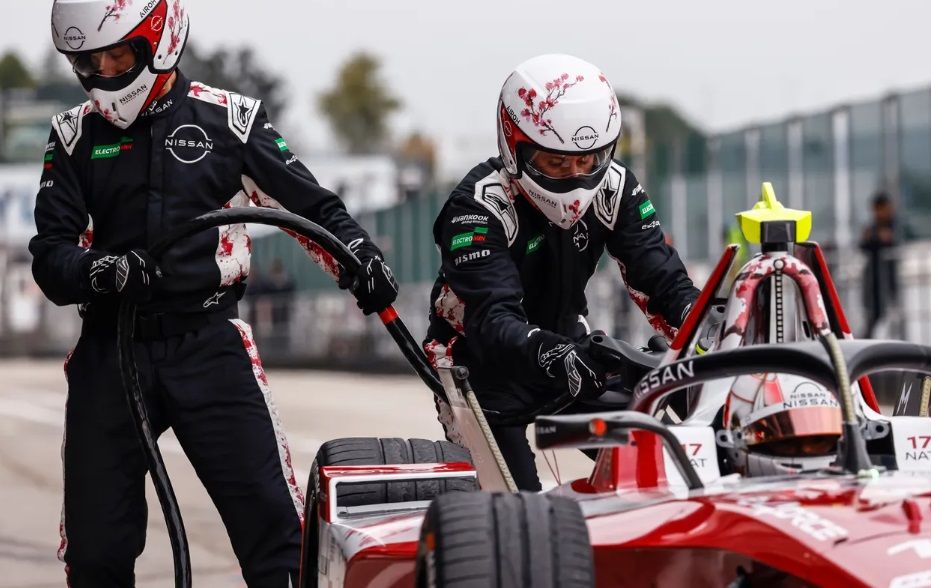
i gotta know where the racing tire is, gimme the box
[314,437,476,505]
[299,437,476,588]
[415,492,593,588]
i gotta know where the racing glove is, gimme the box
[85,249,162,301]
[529,329,607,400]
[338,256,399,315]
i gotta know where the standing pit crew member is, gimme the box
[31,1,397,585]
[424,54,700,491]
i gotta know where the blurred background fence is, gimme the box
[1,75,929,367]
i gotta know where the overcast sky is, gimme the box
[6,1,930,168]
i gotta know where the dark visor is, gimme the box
[517,141,616,194]
[522,143,614,181]
[67,38,147,79]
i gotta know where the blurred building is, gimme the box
[4,82,931,366]
[0,163,81,354]
[247,83,931,366]
[301,153,400,212]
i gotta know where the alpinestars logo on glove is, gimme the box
[538,342,599,398]
[89,256,119,293]
[564,352,584,397]
[538,343,573,376]
[563,349,601,398]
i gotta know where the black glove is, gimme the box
[338,256,399,315]
[86,249,161,301]
[530,330,606,400]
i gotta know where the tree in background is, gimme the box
[318,53,401,154]
[396,131,437,199]
[34,47,86,104]
[182,43,287,118]
[0,51,37,161]
[0,52,35,90]
[398,131,437,178]
[616,93,706,174]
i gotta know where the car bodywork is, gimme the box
[307,226,931,587]
[131,197,930,588]
[311,454,931,587]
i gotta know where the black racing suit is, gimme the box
[424,157,699,490]
[30,72,381,586]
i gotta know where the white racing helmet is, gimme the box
[497,54,621,229]
[722,373,842,476]
[51,0,190,128]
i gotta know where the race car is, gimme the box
[297,184,931,588]
[121,189,931,587]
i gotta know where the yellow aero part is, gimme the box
[737,182,813,244]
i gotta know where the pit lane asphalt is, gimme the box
[0,359,590,587]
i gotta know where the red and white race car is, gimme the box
[129,189,931,588]
[297,186,931,588]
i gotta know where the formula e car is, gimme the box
[297,184,931,588]
[121,186,931,587]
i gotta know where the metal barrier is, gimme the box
[231,242,931,368]
[6,241,930,364]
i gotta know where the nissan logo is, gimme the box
[63,26,87,50]
[165,124,214,164]
[571,126,599,150]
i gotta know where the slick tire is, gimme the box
[313,437,476,505]
[415,492,594,588]
[300,438,476,588]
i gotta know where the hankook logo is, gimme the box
[571,126,599,149]
[165,125,214,164]
[150,15,164,32]
[63,27,87,50]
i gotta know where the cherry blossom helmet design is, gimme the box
[51,0,189,128]
[497,54,621,229]
[722,373,842,477]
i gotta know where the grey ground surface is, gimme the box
[0,359,589,587]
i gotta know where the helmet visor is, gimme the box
[523,143,614,181]
[743,406,842,452]
[67,39,145,79]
